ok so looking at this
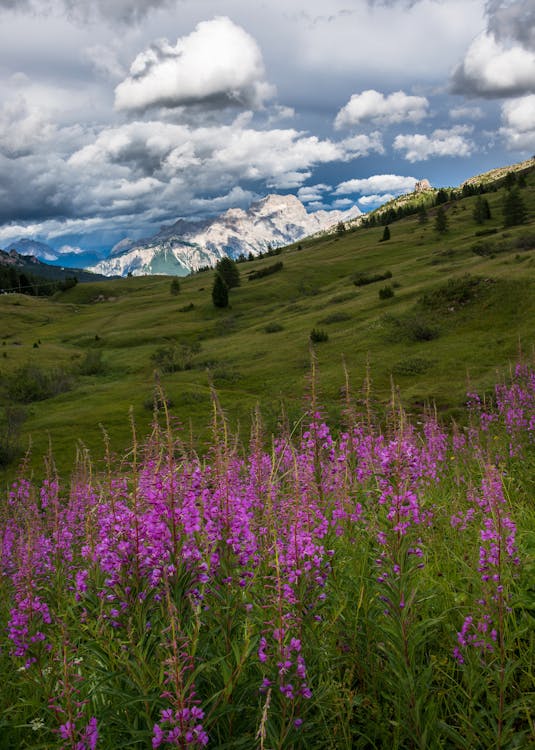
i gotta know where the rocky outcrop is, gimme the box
[414,179,432,192]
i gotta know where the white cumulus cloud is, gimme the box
[334,174,417,196]
[500,94,535,151]
[393,126,474,162]
[334,89,429,129]
[358,193,395,207]
[297,184,331,203]
[115,17,276,112]
[451,32,535,98]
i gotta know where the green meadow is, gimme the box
[1,163,534,481]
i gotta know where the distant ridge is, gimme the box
[88,194,361,278]
[462,157,535,187]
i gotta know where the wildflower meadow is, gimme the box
[1,361,534,749]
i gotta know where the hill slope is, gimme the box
[1,161,534,481]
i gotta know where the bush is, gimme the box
[318,312,351,325]
[392,357,433,376]
[264,322,284,333]
[247,261,283,281]
[309,328,329,343]
[151,343,201,373]
[419,275,488,311]
[379,285,395,300]
[0,405,26,467]
[474,228,498,237]
[385,316,440,343]
[353,270,392,287]
[3,363,72,403]
[79,349,106,376]
[179,302,195,312]
[406,320,440,341]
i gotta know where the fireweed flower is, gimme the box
[454,465,519,662]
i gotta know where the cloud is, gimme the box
[452,1,535,98]
[500,94,535,150]
[450,105,484,120]
[3,113,372,227]
[393,126,474,162]
[485,0,535,49]
[297,184,331,203]
[0,0,174,24]
[331,198,353,208]
[358,193,395,207]
[334,89,429,129]
[451,32,535,98]
[115,17,276,112]
[57,243,84,254]
[0,95,57,157]
[340,132,385,156]
[334,174,417,196]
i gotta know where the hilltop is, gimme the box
[0,158,534,480]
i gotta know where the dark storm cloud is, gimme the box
[0,0,175,24]
[486,0,535,48]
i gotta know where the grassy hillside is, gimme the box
[1,163,535,482]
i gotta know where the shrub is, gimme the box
[264,322,284,333]
[406,320,439,341]
[0,405,26,467]
[178,302,195,312]
[514,234,535,251]
[353,270,392,287]
[247,261,283,281]
[392,357,433,376]
[151,342,201,373]
[385,315,440,343]
[170,278,180,295]
[419,275,488,311]
[79,349,106,376]
[379,285,394,300]
[309,328,329,343]
[326,292,357,305]
[318,312,351,325]
[474,228,498,237]
[3,363,72,403]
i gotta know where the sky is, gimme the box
[0,0,534,263]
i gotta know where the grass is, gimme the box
[0,166,534,481]
[1,361,535,748]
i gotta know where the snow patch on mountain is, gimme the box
[6,238,58,262]
[88,194,361,278]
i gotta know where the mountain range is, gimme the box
[87,194,361,277]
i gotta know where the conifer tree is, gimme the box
[503,188,527,227]
[216,257,241,289]
[473,196,491,224]
[435,188,449,206]
[434,206,448,233]
[380,225,390,242]
[417,204,428,224]
[212,274,229,308]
